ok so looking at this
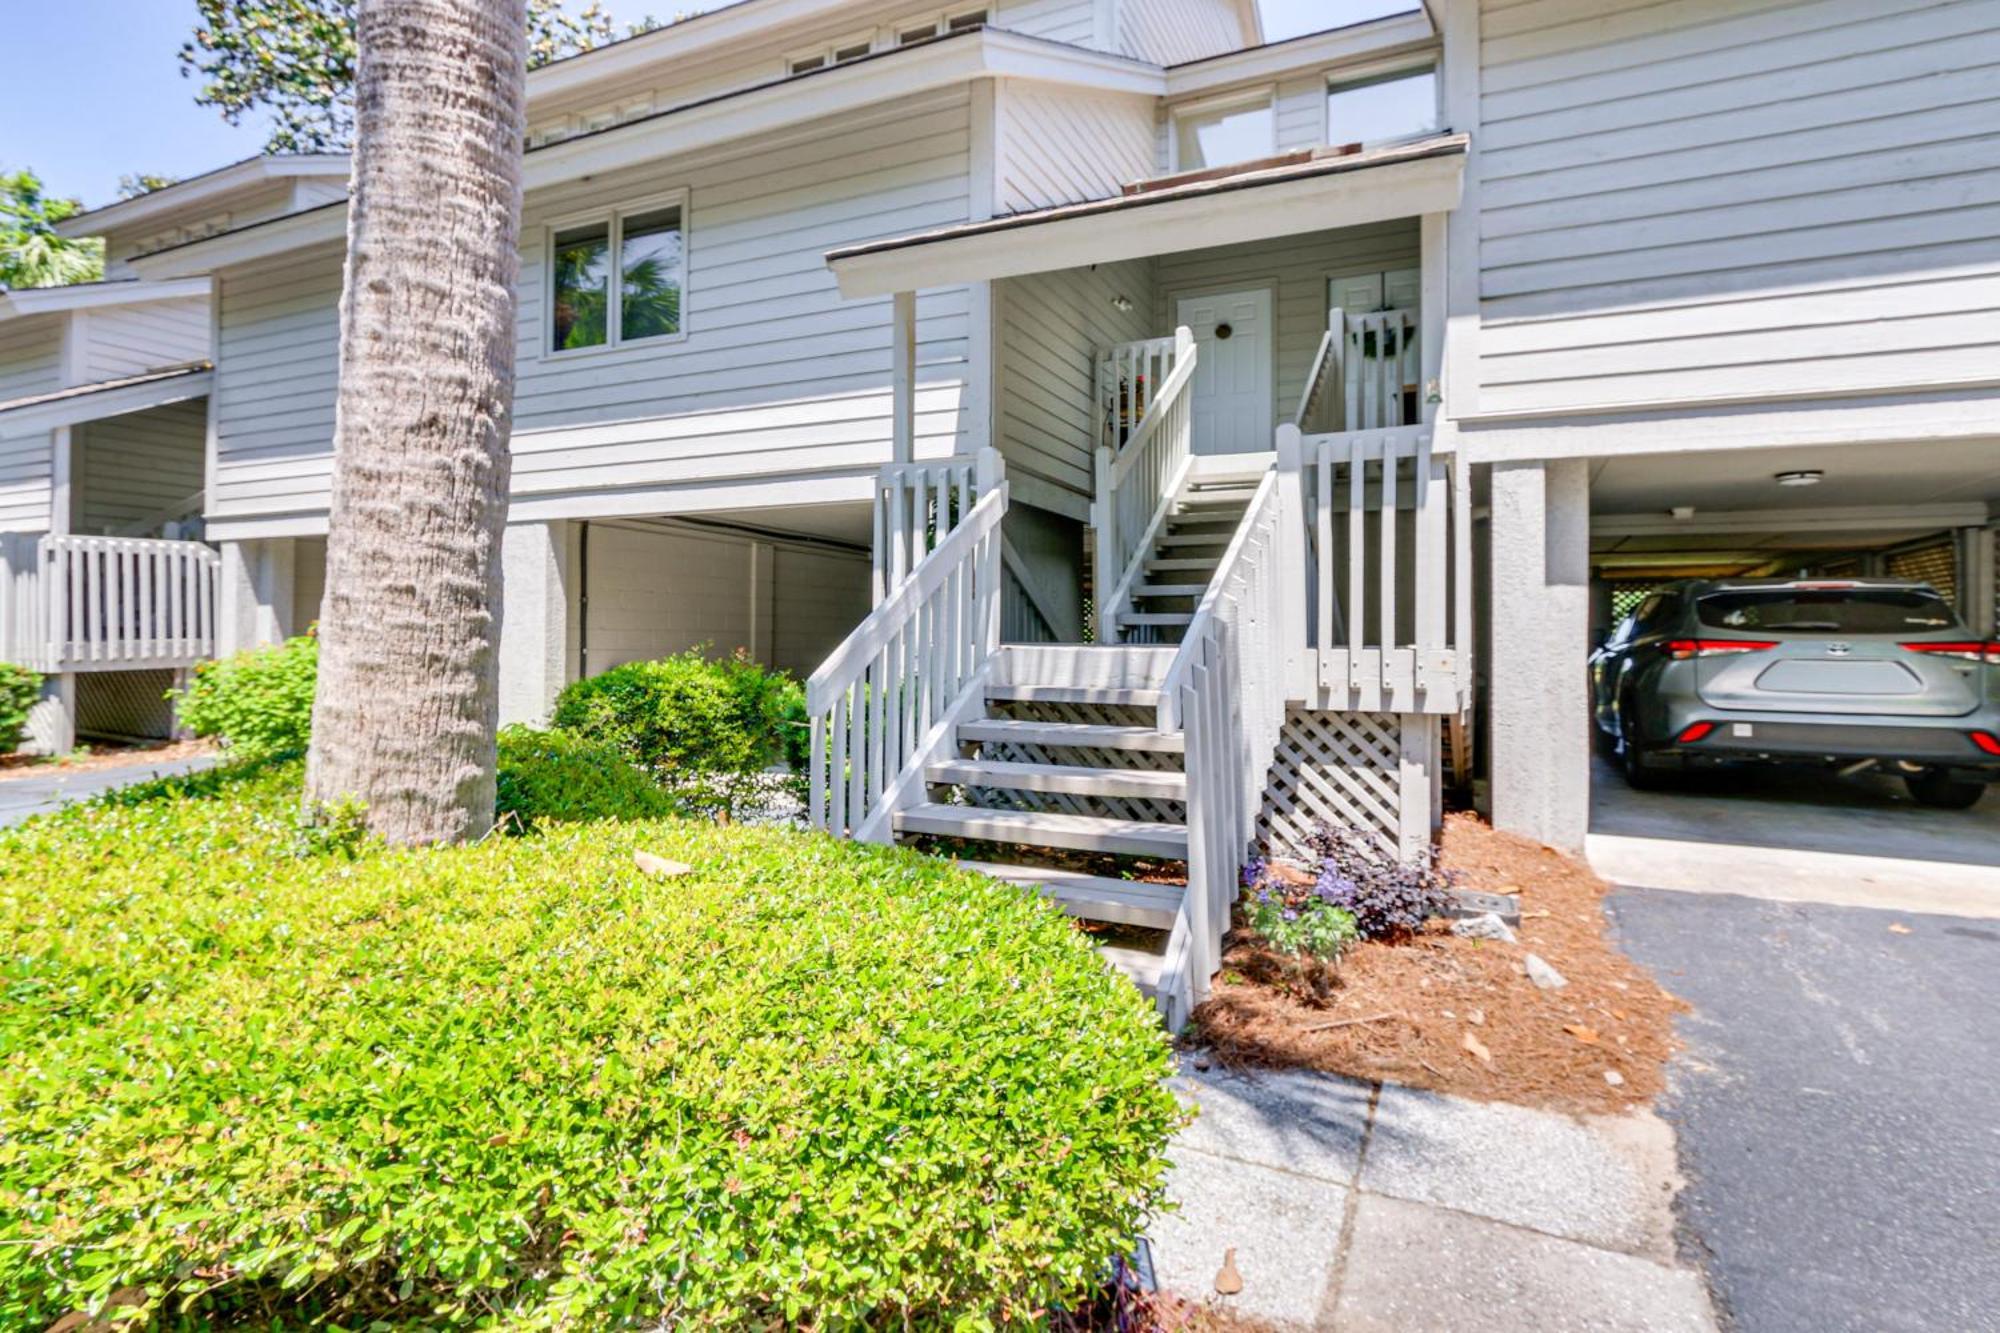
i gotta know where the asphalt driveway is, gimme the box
[0,754,216,828]
[1608,886,2000,1333]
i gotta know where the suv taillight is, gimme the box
[1664,639,1777,660]
[1900,642,2000,664]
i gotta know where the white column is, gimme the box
[891,290,917,465]
[497,520,579,727]
[216,539,295,658]
[1488,458,1591,852]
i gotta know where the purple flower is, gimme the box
[1282,908,1298,922]
[1241,857,1267,890]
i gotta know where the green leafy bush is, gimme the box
[551,647,807,815]
[0,762,1178,1328]
[172,632,319,757]
[493,724,684,832]
[0,660,41,753]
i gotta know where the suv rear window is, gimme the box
[1696,587,1961,635]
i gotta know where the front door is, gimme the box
[1176,288,1273,456]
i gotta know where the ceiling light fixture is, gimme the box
[1774,470,1824,487]
[1110,294,1134,313]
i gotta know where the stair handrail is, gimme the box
[1155,465,1286,1027]
[871,450,1000,604]
[1293,307,1342,431]
[36,532,221,672]
[1092,326,1197,640]
[807,482,1008,841]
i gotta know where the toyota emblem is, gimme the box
[1825,642,1852,657]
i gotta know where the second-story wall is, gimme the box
[0,317,62,531]
[996,80,1155,212]
[1475,0,2000,417]
[211,87,976,528]
[78,299,210,381]
[1117,0,1247,65]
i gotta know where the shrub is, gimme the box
[173,631,318,756]
[1303,821,1457,941]
[0,660,40,753]
[0,762,1178,1328]
[551,647,807,815]
[493,724,683,832]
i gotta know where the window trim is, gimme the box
[1322,57,1441,150]
[785,28,883,77]
[542,186,691,361]
[1166,85,1279,173]
[894,7,991,45]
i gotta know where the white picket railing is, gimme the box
[871,451,999,604]
[36,534,219,673]
[808,483,1007,842]
[1277,422,1470,715]
[1092,328,1197,641]
[1294,326,1339,432]
[1153,468,1286,1027]
[1094,334,1182,455]
[1344,308,1421,431]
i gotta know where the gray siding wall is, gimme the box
[1477,0,2000,415]
[995,0,1101,47]
[0,317,61,532]
[212,88,975,525]
[72,399,208,536]
[104,182,304,278]
[1116,0,1245,64]
[81,299,211,381]
[1155,219,1422,428]
[997,80,1155,212]
[996,257,1158,514]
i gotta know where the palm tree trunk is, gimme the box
[305,0,528,844]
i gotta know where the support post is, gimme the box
[1091,444,1114,642]
[1274,423,1307,699]
[497,520,579,727]
[891,290,917,466]
[1488,458,1591,852]
[217,539,296,658]
[1959,525,1995,637]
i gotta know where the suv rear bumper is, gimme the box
[1652,708,2000,774]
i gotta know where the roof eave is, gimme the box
[53,155,350,239]
[0,276,212,324]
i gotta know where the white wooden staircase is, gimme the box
[1109,467,1263,644]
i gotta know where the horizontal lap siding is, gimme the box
[82,299,210,381]
[73,399,207,535]
[1155,220,1422,424]
[0,320,61,531]
[1116,0,1245,64]
[1478,0,2000,414]
[997,258,1157,513]
[212,89,976,523]
[998,82,1155,212]
[996,0,1100,47]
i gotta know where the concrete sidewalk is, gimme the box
[1150,1061,1716,1330]
[0,754,217,828]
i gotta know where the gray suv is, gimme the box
[1590,578,2000,808]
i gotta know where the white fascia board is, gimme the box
[131,30,1166,280]
[0,276,209,323]
[0,369,212,435]
[527,0,841,102]
[53,156,349,239]
[1165,11,1436,97]
[830,145,1465,299]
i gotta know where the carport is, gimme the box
[1580,438,2000,914]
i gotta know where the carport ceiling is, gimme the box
[1589,437,2000,514]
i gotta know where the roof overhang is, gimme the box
[0,363,212,435]
[1165,11,1435,95]
[130,28,1166,280]
[54,156,349,238]
[0,276,210,325]
[827,133,1468,299]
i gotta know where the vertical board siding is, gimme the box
[81,299,211,382]
[995,0,1100,47]
[0,318,62,532]
[73,399,207,535]
[1478,0,2000,414]
[997,257,1157,512]
[1116,0,1247,64]
[1155,219,1422,426]
[997,82,1155,213]
[212,89,975,523]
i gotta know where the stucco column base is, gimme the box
[497,520,579,727]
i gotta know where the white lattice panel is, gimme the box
[1258,708,1419,856]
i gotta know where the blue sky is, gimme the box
[1,0,1411,208]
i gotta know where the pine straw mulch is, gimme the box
[1187,812,1684,1115]
[0,737,215,781]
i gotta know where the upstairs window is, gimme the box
[896,9,989,44]
[789,33,878,75]
[549,194,687,354]
[1170,91,1277,172]
[1326,64,1439,148]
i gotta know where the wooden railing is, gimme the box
[808,484,1007,842]
[1154,468,1286,1028]
[1094,334,1183,455]
[1295,326,1339,432]
[871,451,1001,603]
[36,534,219,673]
[1276,423,1470,715]
[1344,308,1421,431]
[1092,328,1197,641]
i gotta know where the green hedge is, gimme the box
[551,648,807,815]
[0,660,40,754]
[172,632,319,757]
[0,762,1178,1328]
[493,724,685,832]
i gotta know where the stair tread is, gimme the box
[1119,611,1194,626]
[985,683,1162,706]
[1099,942,1167,994]
[928,758,1187,799]
[1146,557,1221,571]
[958,718,1185,752]
[895,803,1190,858]
[1157,531,1231,546]
[961,861,1183,929]
[1134,583,1209,597]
